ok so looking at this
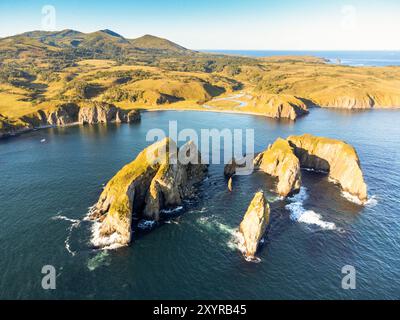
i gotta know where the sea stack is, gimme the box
[287,134,368,202]
[254,138,301,197]
[90,138,207,247]
[224,158,237,177]
[239,191,270,258]
[228,177,233,192]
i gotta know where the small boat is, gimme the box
[40,139,46,143]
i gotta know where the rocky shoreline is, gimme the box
[0,102,141,140]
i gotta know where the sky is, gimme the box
[0,0,399,50]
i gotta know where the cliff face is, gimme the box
[78,102,140,124]
[255,94,309,120]
[288,134,368,202]
[143,140,207,220]
[90,138,207,246]
[47,103,80,126]
[0,102,141,138]
[79,102,118,124]
[239,191,270,258]
[254,138,301,197]
[310,91,400,109]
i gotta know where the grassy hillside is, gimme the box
[1,29,400,136]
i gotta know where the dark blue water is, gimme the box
[0,109,399,299]
[203,50,400,67]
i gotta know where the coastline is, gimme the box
[2,105,400,141]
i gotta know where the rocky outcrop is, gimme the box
[116,109,141,123]
[256,94,309,120]
[0,102,141,139]
[309,92,400,109]
[79,102,114,124]
[287,134,368,202]
[89,138,207,246]
[46,103,79,126]
[254,138,301,197]
[224,158,238,177]
[0,118,27,138]
[239,191,270,258]
[79,102,140,124]
[228,177,233,192]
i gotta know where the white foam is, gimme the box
[161,206,183,214]
[197,216,236,236]
[90,221,125,250]
[286,187,337,230]
[365,195,378,207]
[52,214,80,224]
[297,210,336,230]
[198,216,262,263]
[52,214,81,256]
[137,219,156,230]
[302,167,328,174]
[227,230,262,263]
[341,191,378,207]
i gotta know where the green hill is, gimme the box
[0,29,189,54]
[130,34,188,52]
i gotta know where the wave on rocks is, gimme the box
[341,191,378,207]
[286,188,337,230]
[197,216,261,263]
[90,221,125,250]
[137,219,156,230]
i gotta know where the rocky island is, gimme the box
[287,134,368,202]
[239,191,270,258]
[253,138,301,197]
[89,138,207,247]
[229,134,367,204]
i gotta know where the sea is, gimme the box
[202,50,400,67]
[1,106,399,299]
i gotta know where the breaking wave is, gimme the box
[286,188,337,230]
[197,216,261,263]
[90,221,125,250]
[341,191,378,207]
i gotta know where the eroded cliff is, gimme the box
[90,138,207,247]
[287,134,368,202]
[0,102,141,138]
[254,138,301,197]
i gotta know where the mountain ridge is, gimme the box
[0,29,189,53]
